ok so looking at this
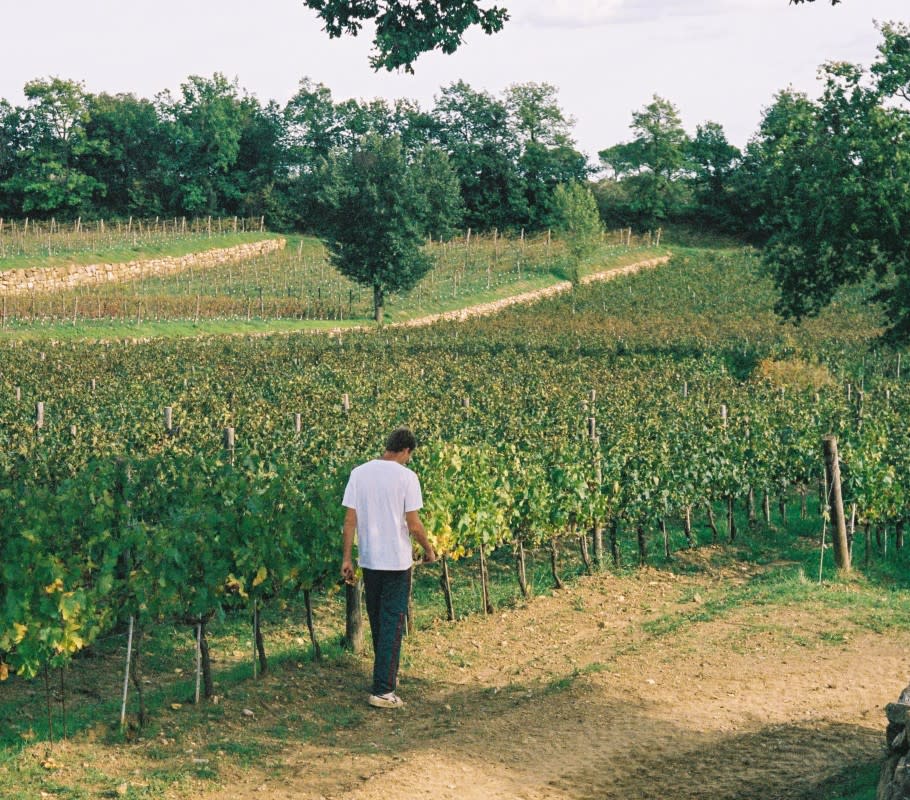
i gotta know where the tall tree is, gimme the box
[506,82,588,229]
[315,134,434,323]
[519,142,589,230]
[688,121,742,229]
[3,78,103,216]
[80,92,167,217]
[505,82,574,148]
[433,81,526,231]
[758,22,910,341]
[0,100,24,217]
[157,74,248,216]
[411,145,464,240]
[598,95,691,226]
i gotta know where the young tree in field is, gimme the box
[598,95,691,227]
[551,182,604,284]
[316,134,450,323]
[756,22,910,341]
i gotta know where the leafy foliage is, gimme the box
[300,0,509,72]
[753,23,910,341]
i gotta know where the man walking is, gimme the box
[342,427,436,708]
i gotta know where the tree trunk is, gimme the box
[303,589,322,661]
[683,505,694,548]
[439,555,456,620]
[198,620,215,699]
[130,624,147,727]
[778,494,787,527]
[59,666,67,740]
[704,500,718,543]
[254,607,268,676]
[763,490,771,525]
[550,540,564,589]
[897,520,905,551]
[43,665,54,742]
[479,543,493,615]
[747,487,756,525]
[637,523,648,565]
[578,525,592,575]
[373,285,384,324]
[610,519,621,566]
[344,578,364,653]
[592,523,604,569]
[847,504,856,560]
[726,494,736,543]
[515,538,529,599]
[822,435,850,572]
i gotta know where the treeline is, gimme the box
[0,72,761,239]
[0,76,592,234]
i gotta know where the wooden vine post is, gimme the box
[587,398,604,570]
[439,556,457,619]
[339,404,364,652]
[822,435,851,573]
[343,579,364,653]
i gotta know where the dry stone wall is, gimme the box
[0,238,285,296]
[879,687,910,799]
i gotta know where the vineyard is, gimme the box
[0,217,269,267]
[0,242,909,798]
[0,220,658,330]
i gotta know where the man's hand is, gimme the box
[422,545,437,564]
[341,558,356,585]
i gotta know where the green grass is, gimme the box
[0,232,282,271]
[797,760,880,800]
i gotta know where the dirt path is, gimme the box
[392,255,671,329]
[196,558,899,800]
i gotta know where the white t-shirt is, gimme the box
[342,459,423,570]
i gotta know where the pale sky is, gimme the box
[2,1,907,161]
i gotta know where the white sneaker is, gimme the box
[368,692,405,709]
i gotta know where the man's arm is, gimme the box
[342,507,357,583]
[405,510,436,563]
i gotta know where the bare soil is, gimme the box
[182,555,897,800]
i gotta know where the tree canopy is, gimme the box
[301,0,508,72]
[754,22,910,342]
